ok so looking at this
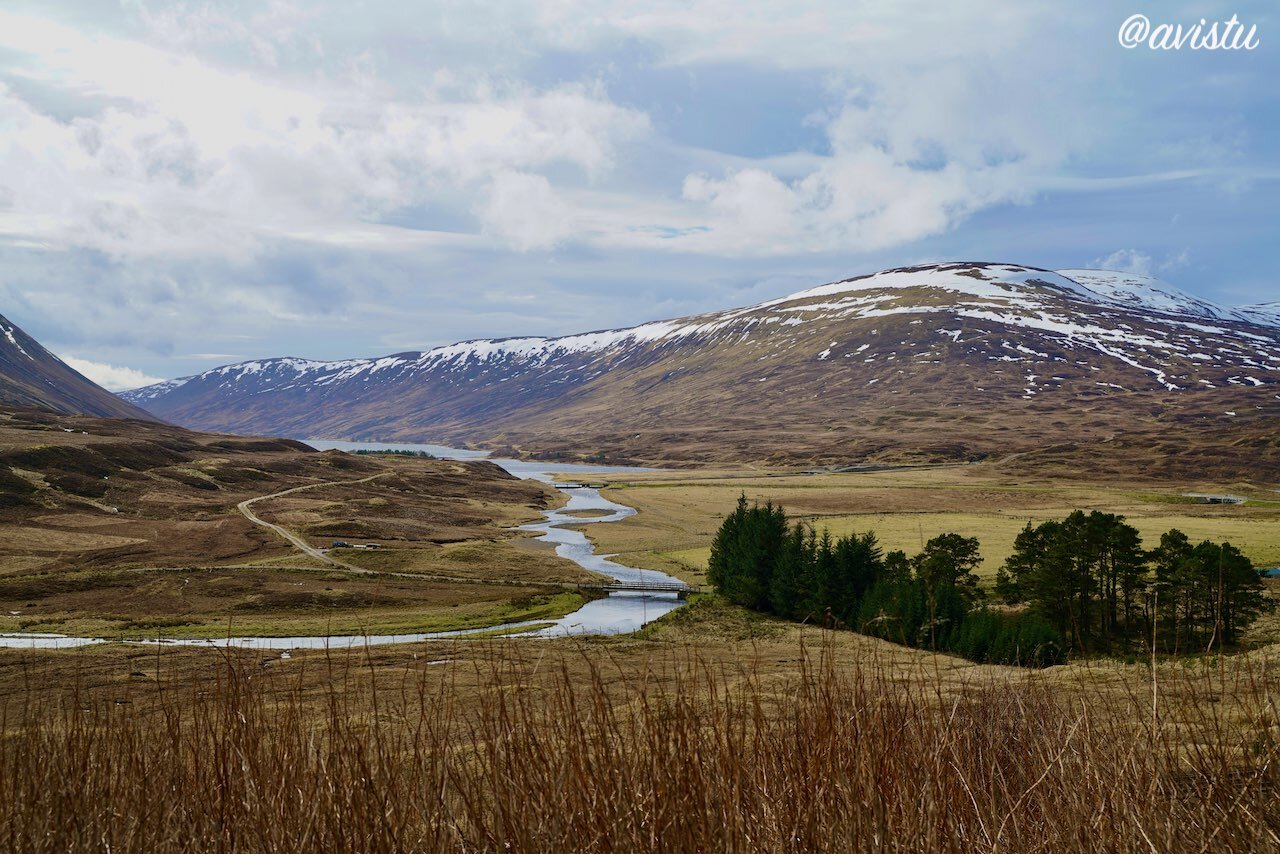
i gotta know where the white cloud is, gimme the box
[478,170,576,251]
[0,10,649,258]
[1093,249,1153,276]
[0,2,1106,261]
[59,355,166,390]
[522,0,1049,71]
[1091,249,1197,279]
[0,2,1258,266]
[653,61,1066,255]
[681,168,798,246]
[1158,249,1191,274]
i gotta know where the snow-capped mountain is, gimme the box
[1239,303,1280,328]
[1056,269,1262,324]
[121,263,1280,472]
[0,312,157,420]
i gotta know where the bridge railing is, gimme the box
[577,580,701,594]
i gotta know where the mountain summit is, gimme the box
[122,262,1280,477]
[1,313,157,421]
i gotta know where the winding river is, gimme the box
[0,442,687,650]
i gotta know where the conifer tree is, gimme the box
[913,533,983,604]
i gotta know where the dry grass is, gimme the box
[0,564,589,638]
[1,635,1278,852]
[589,468,1280,583]
[0,409,596,638]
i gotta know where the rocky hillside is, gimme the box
[1,312,157,421]
[122,263,1280,478]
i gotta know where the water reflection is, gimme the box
[309,440,687,639]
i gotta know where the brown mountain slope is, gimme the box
[122,263,1280,479]
[0,313,157,421]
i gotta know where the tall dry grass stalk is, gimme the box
[0,641,1277,852]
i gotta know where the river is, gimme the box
[0,442,687,650]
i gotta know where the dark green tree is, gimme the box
[706,495,788,612]
[768,523,808,619]
[913,533,983,604]
[1150,529,1194,653]
[1184,540,1270,649]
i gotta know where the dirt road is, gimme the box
[236,473,390,571]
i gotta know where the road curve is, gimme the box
[233,470,694,594]
[236,472,390,571]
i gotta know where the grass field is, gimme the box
[3,441,1280,849]
[0,565,590,638]
[585,465,1280,586]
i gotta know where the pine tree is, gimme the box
[768,523,807,619]
[707,495,748,596]
[913,533,983,604]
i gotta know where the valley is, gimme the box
[8,262,1280,645]
[8,262,1280,647]
[0,408,597,640]
[3,262,1279,850]
[6,5,1278,845]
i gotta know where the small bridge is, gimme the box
[1184,492,1245,505]
[578,580,701,600]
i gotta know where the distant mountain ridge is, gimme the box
[0,312,157,421]
[121,262,1280,477]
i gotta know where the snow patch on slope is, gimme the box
[1057,269,1258,324]
[764,263,1092,309]
[1,324,32,360]
[1238,303,1280,328]
[123,377,190,401]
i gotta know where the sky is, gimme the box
[0,1,1276,389]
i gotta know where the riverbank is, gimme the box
[0,441,688,648]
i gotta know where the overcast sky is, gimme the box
[0,1,1276,388]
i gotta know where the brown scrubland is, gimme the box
[1,602,1278,852]
[0,407,591,638]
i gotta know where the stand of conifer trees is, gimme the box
[995,511,1271,654]
[708,497,1273,664]
[706,497,1065,667]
